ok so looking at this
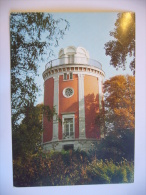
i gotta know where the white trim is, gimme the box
[43,64,104,81]
[43,70,104,82]
[63,72,67,80]
[78,74,86,138]
[62,72,73,81]
[69,72,73,80]
[52,75,59,141]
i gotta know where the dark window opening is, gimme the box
[63,144,74,151]
[64,73,67,80]
[69,72,73,79]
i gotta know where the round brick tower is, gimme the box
[42,46,105,151]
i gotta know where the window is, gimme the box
[63,72,73,81]
[64,73,67,80]
[69,72,73,80]
[63,87,74,98]
[62,114,75,139]
[68,55,74,64]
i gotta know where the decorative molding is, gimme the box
[43,64,105,82]
[61,112,76,115]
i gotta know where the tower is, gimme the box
[42,46,105,151]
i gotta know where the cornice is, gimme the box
[43,64,105,81]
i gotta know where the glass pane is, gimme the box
[63,118,74,138]
[64,73,67,80]
[70,124,73,136]
[66,124,69,136]
[65,88,73,97]
[70,124,73,131]
[65,118,73,123]
[70,131,74,136]
[70,73,73,79]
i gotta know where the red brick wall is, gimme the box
[84,75,100,139]
[58,74,79,140]
[43,73,101,143]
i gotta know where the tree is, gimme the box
[92,130,134,162]
[104,12,135,75]
[94,75,135,161]
[10,13,70,128]
[12,103,42,159]
[12,102,56,160]
[103,75,135,133]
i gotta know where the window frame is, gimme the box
[63,73,67,80]
[68,55,74,64]
[62,114,75,139]
[69,72,73,80]
[63,87,74,98]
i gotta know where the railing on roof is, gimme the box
[45,57,102,70]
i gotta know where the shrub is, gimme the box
[89,130,134,163]
[13,151,134,186]
[86,159,134,184]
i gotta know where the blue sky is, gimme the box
[36,12,133,104]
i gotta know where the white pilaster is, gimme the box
[53,76,59,141]
[78,74,86,138]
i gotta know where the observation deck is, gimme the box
[45,56,102,70]
[43,46,105,81]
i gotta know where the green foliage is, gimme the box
[90,130,134,162]
[13,150,134,187]
[11,12,69,161]
[13,150,89,186]
[12,103,56,160]
[104,12,135,74]
[12,103,42,160]
[86,159,134,184]
[10,13,70,128]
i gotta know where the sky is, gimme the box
[36,12,133,104]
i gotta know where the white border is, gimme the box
[0,1,146,195]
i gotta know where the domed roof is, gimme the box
[58,46,89,58]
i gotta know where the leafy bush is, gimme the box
[89,130,134,163]
[86,159,134,184]
[13,150,134,187]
